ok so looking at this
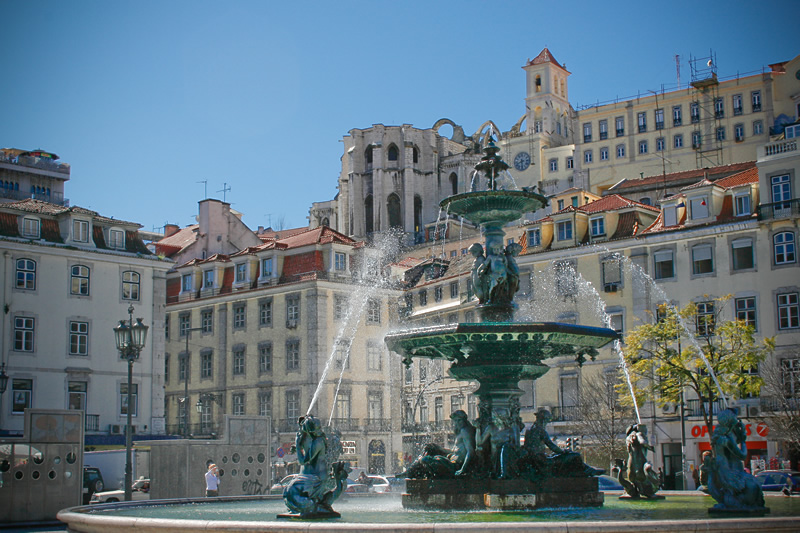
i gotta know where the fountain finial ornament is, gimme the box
[279,414,350,519]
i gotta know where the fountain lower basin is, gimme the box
[57,493,800,532]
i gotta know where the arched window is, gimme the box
[71,265,90,295]
[122,271,140,301]
[365,146,373,171]
[16,258,36,290]
[774,231,796,265]
[321,217,329,227]
[364,195,374,234]
[387,193,402,229]
[449,173,458,195]
[413,146,419,164]
[414,195,422,233]
[387,144,399,162]
[535,75,542,92]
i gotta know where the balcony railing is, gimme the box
[758,198,800,220]
[365,418,393,432]
[551,405,579,421]
[329,417,361,431]
[0,187,68,206]
[685,398,727,417]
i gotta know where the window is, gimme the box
[233,304,246,329]
[201,350,213,378]
[286,295,300,327]
[434,396,443,424]
[387,144,398,162]
[181,273,193,292]
[556,220,573,241]
[639,141,648,154]
[286,339,300,370]
[122,271,140,300]
[663,205,677,226]
[233,347,245,375]
[583,123,592,143]
[15,258,35,290]
[369,391,384,422]
[73,220,89,242]
[549,159,558,172]
[600,147,609,161]
[232,393,245,416]
[335,391,351,419]
[201,309,213,333]
[367,341,382,371]
[259,342,272,373]
[777,293,799,330]
[334,294,348,321]
[735,194,751,216]
[640,197,652,206]
[674,134,683,148]
[691,101,700,123]
[654,250,675,280]
[695,301,715,336]
[259,299,273,326]
[434,285,443,302]
[602,256,622,290]
[732,238,754,270]
[787,124,800,139]
[692,244,714,275]
[69,321,88,355]
[165,354,170,383]
[771,174,792,210]
[555,260,577,297]
[259,391,272,417]
[261,257,273,278]
[11,379,32,414]
[527,228,541,247]
[673,105,682,126]
[774,232,796,265]
[450,395,461,415]
[557,199,564,210]
[334,252,346,271]
[637,112,647,132]
[733,94,743,116]
[404,364,413,384]
[655,108,664,130]
[286,390,300,421]
[609,313,624,334]
[109,229,125,249]
[68,381,87,411]
[419,361,427,383]
[179,314,190,337]
[566,157,574,169]
[692,131,702,148]
[120,383,138,417]
[616,144,625,158]
[751,91,761,112]
[690,197,709,219]
[361,297,380,325]
[235,263,247,283]
[716,126,726,141]
[735,297,757,329]
[584,150,592,163]
[179,353,189,382]
[335,340,350,369]
[590,217,605,237]
[204,270,215,290]
[14,316,34,351]
[22,217,40,238]
[714,97,724,118]
[615,116,624,136]
[656,137,665,152]
[753,120,763,136]
[450,281,459,299]
[599,120,608,140]
[70,265,90,295]
[419,290,427,307]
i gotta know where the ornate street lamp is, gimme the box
[113,305,148,502]
[196,393,222,435]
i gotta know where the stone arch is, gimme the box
[432,118,466,143]
[364,146,374,171]
[387,193,402,229]
[364,195,374,234]
[473,120,502,148]
[449,173,458,196]
[510,114,527,135]
[413,195,423,233]
[387,143,399,162]
[412,145,419,164]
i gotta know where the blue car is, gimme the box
[754,470,800,494]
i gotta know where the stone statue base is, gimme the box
[277,510,341,520]
[619,494,665,501]
[403,477,603,510]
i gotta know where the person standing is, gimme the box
[205,463,220,497]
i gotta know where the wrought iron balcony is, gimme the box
[758,198,800,220]
[551,405,579,421]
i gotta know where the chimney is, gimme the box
[164,224,180,237]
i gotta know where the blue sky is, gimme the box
[2,0,798,233]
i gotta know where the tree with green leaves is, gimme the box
[622,295,773,439]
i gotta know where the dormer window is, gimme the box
[261,257,273,278]
[527,228,541,247]
[689,197,709,220]
[735,193,751,216]
[108,228,125,249]
[181,273,193,292]
[235,263,247,283]
[590,216,605,237]
[73,220,89,242]
[663,205,678,227]
[22,217,40,238]
[556,220,573,241]
[334,252,347,271]
[203,270,214,289]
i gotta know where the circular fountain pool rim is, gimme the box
[57,494,798,533]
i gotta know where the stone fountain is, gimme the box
[384,140,618,510]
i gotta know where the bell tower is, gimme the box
[522,48,571,141]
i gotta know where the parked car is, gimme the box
[90,477,150,503]
[344,478,370,493]
[366,475,391,493]
[597,475,623,491]
[269,474,299,494]
[754,470,800,493]
[82,467,105,505]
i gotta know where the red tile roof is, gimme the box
[715,167,759,189]
[257,226,310,241]
[578,194,660,214]
[526,48,568,72]
[278,226,357,249]
[607,161,756,192]
[154,224,199,256]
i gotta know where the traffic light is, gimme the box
[565,437,572,450]
[573,437,580,450]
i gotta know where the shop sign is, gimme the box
[690,422,769,439]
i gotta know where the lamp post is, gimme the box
[113,305,148,502]
[196,392,222,435]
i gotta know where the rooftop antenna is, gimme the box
[218,183,231,203]
[197,180,208,199]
